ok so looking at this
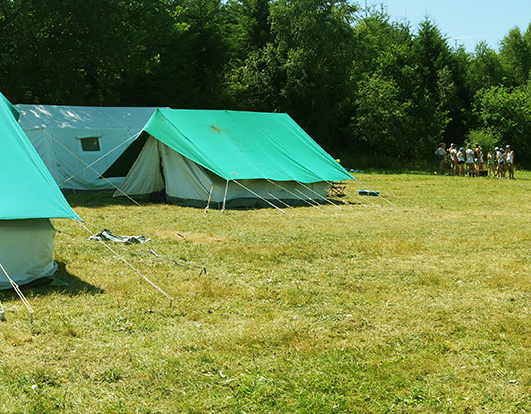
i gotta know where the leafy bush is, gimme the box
[465,128,500,152]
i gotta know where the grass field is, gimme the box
[1,171,531,413]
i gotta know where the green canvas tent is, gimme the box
[104,109,352,208]
[0,92,80,289]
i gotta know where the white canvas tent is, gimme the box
[16,104,159,191]
[0,94,80,290]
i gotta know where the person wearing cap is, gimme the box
[457,147,466,176]
[505,145,515,179]
[465,144,475,176]
[497,147,506,178]
[494,147,501,177]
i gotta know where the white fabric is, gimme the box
[16,105,159,190]
[0,219,58,289]
[161,141,224,201]
[118,136,165,196]
[115,137,330,207]
[465,148,475,163]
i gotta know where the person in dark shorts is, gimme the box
[457,147,466,176]
[434,142,447,174]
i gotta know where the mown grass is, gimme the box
[1,171,531,413]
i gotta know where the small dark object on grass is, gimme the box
[358,190,380,196]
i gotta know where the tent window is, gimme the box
[80,137,101,152]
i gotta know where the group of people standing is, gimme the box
[435,143,515,179]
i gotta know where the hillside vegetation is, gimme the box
[3,1,531,165]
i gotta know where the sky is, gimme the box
[380,0,531,52]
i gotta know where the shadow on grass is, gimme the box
[0,262,104,300]
[64,191,139,209]
[64,191,347,211]
[64,191,173,209]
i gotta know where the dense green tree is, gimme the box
[412,19,475,147]
[467,41,508,92]
[349,13,422,159]
[350,15,455,160]
[226,0,271,56]
[137,0,234,108]
[499,26,531,86]
[475,85,531,166]
[226,0,358,151]
[351,72,415,158]
[0,0,173,105]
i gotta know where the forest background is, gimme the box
[1,0,531,169]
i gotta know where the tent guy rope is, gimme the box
[19,112,142,206]
[77,221,174,305]
[296,181,342,209]
[57,224,207,277]
[0,260,34,323]
[231,180,286,213]
[14,121,74,214]
[266,179,326,212]
[353,177,397,207]
[324,180,370,207]
[58,134,137,187]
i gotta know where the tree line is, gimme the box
[1,0,531,169]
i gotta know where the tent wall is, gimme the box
[167,180,330,209]
[116,137,330,208]
[21,127,127,191]
[16,105,158,191]
[0,219,58,290]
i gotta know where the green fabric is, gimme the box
[107,109,352,183]
[0,92,20,121]
[0,92,80,220]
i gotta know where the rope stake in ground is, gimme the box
[205,185,214,212]
[77,222,174,305]
[149,250,207,276]
[353,177,396,207]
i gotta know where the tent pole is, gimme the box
[205,185,214,212]
[222,180,229,212]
